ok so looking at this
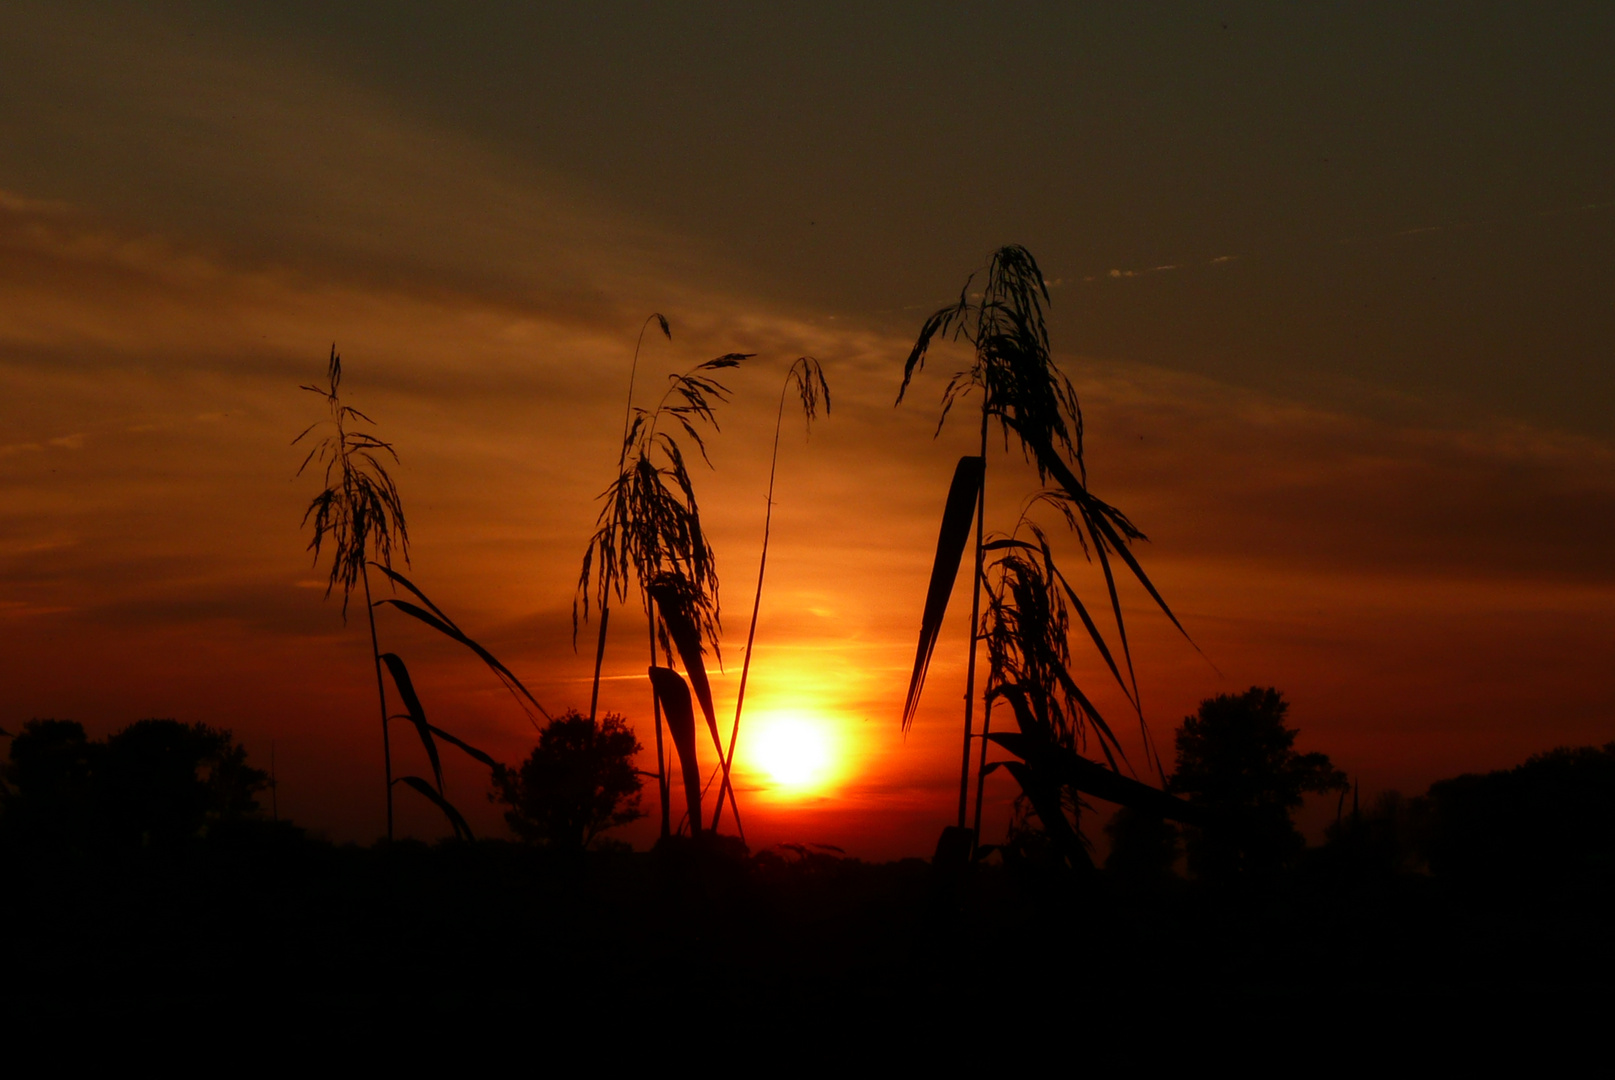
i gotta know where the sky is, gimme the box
[2,2,1612,857]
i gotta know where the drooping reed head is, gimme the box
[293,346,409,617]
[575,354,749,656]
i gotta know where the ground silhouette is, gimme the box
[3,716,1612,1052]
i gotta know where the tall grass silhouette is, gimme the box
[897,246,1195,854]
[294,346,409,839]
[584,314,670,727]
[577,331,750,837]
[710,357,829,835]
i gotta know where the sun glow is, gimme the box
[745,712,838,794]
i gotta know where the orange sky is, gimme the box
[3,5,1612,857]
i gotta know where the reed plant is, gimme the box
[295,347,409,839]
[897,246,1195,852]
[710,357,829,835]
[576,330,750,838]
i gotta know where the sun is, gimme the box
[746,712,836,793]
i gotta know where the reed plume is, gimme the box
[576,339,749,837]
[294,346,409,839]
[898,245,1193,849]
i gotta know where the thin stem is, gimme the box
[957,404,989,831]
[711,380,795,837]
[971,694,995,842]
[362,564,393,842]
[648,593,670,838]
[588,315,661,726]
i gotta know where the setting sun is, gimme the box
[746,713,838,793]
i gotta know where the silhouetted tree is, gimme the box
[1421,743,1615,889]
[497,710,644,850]
[1168,687,1346,882]
[1,719,99,846]
[99,719,268,848]
[1,718,267,849]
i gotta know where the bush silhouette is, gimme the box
[1169,687,1346,882]
[497,711,644,849]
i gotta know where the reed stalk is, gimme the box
[898,246,1199,854]
[295,346,409,840]
[589,314,670,726]
[710,357,828,835]
[361,565,393,838]
[576,333,748,838]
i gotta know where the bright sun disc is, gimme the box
[750,714,833,791]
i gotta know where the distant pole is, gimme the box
[270,739,279,823]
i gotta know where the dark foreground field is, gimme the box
[6,827,1611,1059]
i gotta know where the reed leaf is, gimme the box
[999,759,1093,873]
[902,454,985,732]
[987,729,1204,826]
[648,666,703,835]
[371,564,552,728]
[980,522,1128,769]
[380,653,443,795]
[396,775,475,841]
[647,577,721,754]
[426,724,501,772]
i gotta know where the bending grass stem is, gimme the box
[711,379,797,837]
[362,564,393,842]
[971,695,995,844]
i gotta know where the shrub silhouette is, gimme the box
[497,710,644,850]
[1169,687,1345,882]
